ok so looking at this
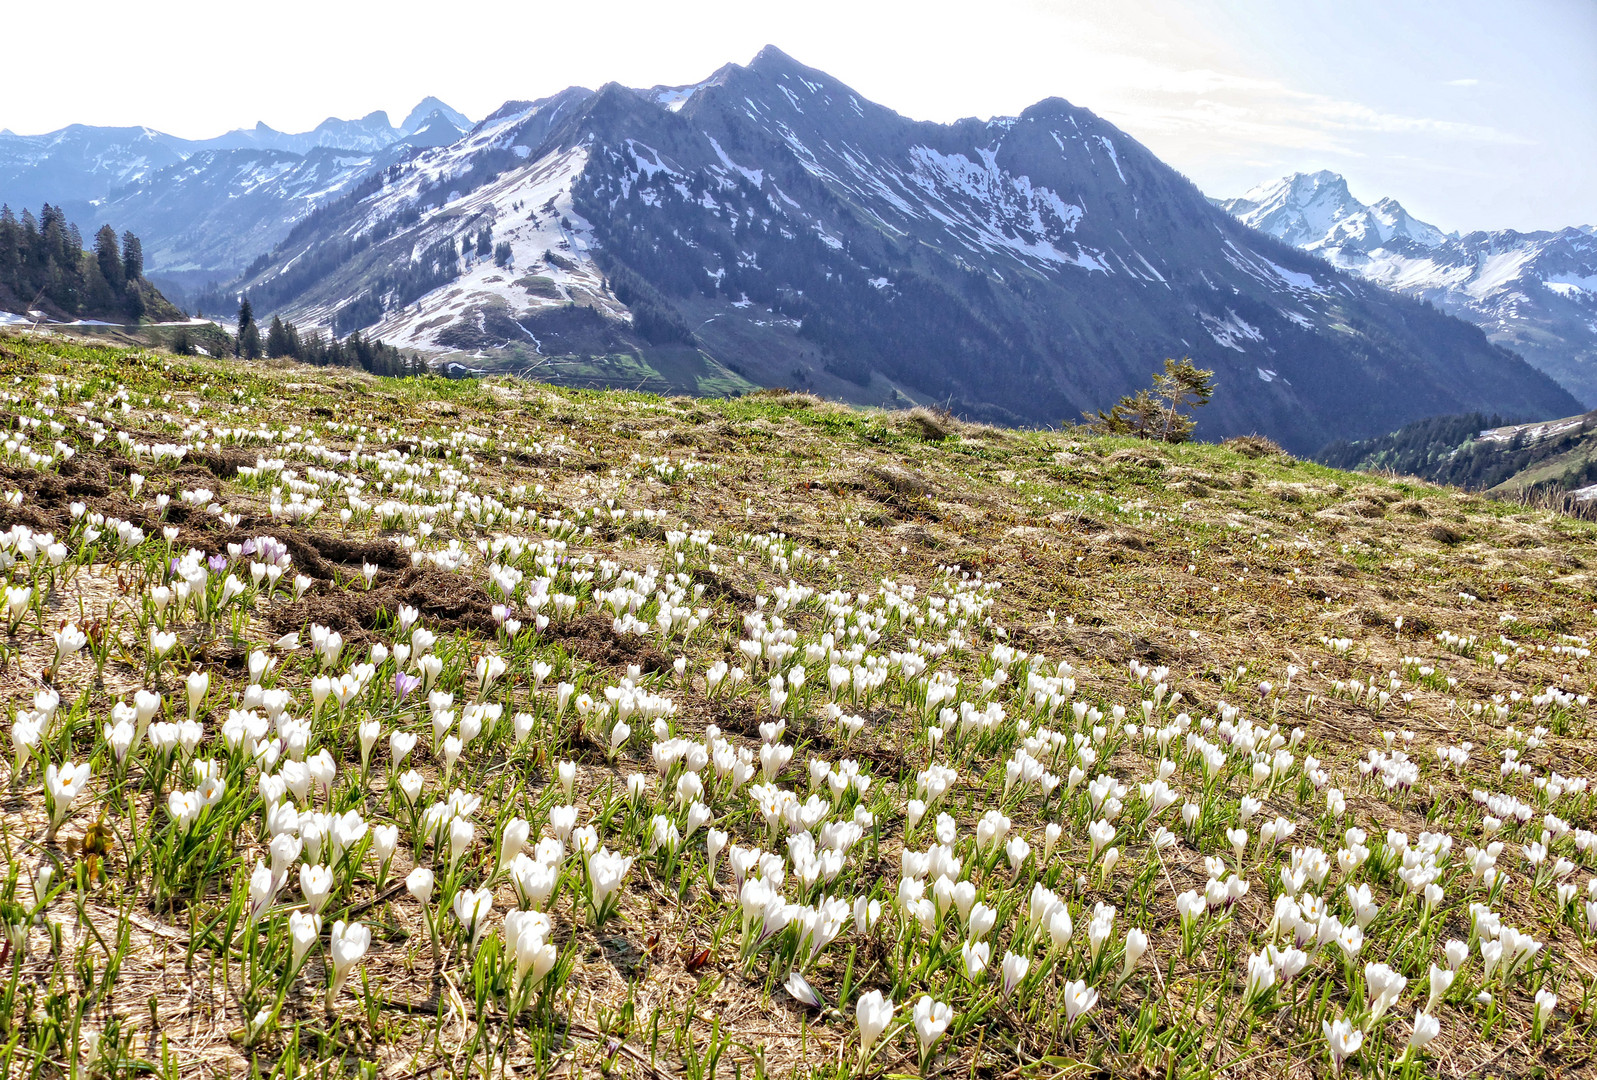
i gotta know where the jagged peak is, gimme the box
[401,97,470,135]
[1234,170,1357,209]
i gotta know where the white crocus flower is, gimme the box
[856,989,894,1064]
[288,910,321,979]
[326,920,371,1009]
[912,996,952,1066]
[44,760,90,840]
[1323,1017,1362,1074]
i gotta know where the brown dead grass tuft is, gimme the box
[1221,433,1290,459]
[903,405,956,441]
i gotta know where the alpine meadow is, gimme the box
[1,16,1596,1080]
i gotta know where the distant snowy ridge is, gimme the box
[1222,171,1597,406]
[0,99,475,281]
[200,47,1577,452]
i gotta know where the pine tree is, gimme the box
[266,315,289,357]
[1086,358,1216,443]
[1150,358,1216,443]
[121,231,143,281]
[239,320,262,360]
[94,226,125,289]
[236,298,256,358]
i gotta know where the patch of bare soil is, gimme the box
[2,449,410,582]
[546,613,674,673]
[266,566,501,642]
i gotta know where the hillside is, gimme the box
[1222,172,1597,407]
[196,47,1577,453]
[1321,408,1597,506]
[0,331,1594,1079]
[0,205,183,324]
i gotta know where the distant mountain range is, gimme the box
[1221,171,1597,406]
[0,99,473,293]
[0,52,1580,452]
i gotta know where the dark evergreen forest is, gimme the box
[0,204,180,322]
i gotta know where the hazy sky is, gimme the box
[7,0,1594,231]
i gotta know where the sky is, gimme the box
[6,0,1594,231]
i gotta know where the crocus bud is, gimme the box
[289,910,321,975]
[856,989,894,1060]
[326,920,370,1007]
[406,866,434,906]
[499,818,531,868]
[185,670,209,722]
[1001,951,1030,997]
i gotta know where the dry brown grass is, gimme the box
[1,335,1594,1079]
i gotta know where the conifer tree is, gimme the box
[94,225,124,290]
[265,315,290,357]
[236,297,258,358]
[121,231,143,281]
[1087,358,1216,443]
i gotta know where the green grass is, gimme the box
[0,330,1594,1080]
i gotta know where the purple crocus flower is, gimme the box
[394,671,421,701]
[208,554,228,574]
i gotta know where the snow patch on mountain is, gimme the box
[1544,272,1597,296]
[704,137,763,186]
[902,145,1092,271]
[1201,309,1265,352]
[1224,169,1597,405]
[345,145,610,351]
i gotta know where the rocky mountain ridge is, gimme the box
[1222,171,1597,405]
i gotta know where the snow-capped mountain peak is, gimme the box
[1225,170,1597,405]
[5,55,1577,449]
[1222,170,1446,253]
[195,51,1575,451]
[401,97,471,136]
[0,100,476,220]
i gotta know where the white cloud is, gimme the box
[1086,56,1530,153]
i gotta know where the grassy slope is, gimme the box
[0,331,1594,1079]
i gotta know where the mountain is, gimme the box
[0,125,189,209]
[196,47,1575,451]
[402,98,472,136]
[87,148,384,298]
[1320,407,1597,509]
[1222,171,1597,407]
[1223,171,1449,252]
[0,100,473,283]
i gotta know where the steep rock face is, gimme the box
[1224,171,1597,406]
[199,49,1578,449]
